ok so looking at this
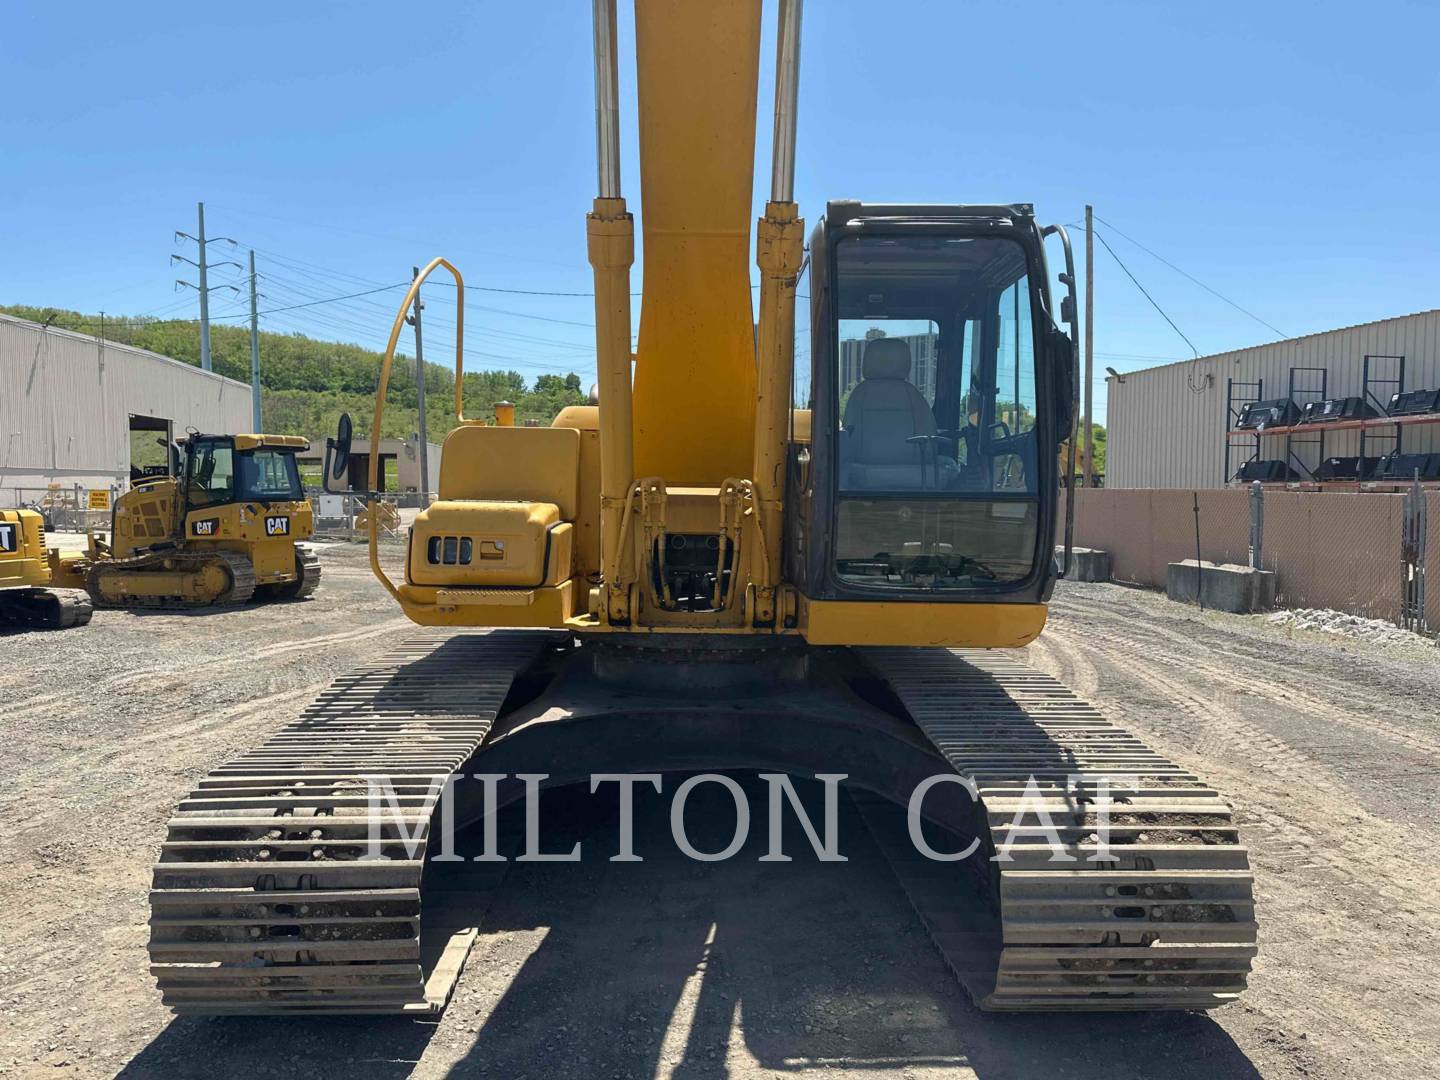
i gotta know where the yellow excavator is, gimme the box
[148,2,1253,1015]
[81,432,319,609]
[0,508,92,629]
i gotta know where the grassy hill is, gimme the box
[1,304,587,443]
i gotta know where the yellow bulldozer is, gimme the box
[80,432,320,609]
[0,508,93,629]
[146,1,1253,1016]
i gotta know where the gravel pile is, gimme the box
[1265,607,1434,647]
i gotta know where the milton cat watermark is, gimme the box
[360,772,1140,864]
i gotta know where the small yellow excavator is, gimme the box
[147,2,1253,1017]
[0,508,92,629]
[81,432,320,609]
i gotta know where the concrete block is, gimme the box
[1167,559,1276,614]
[1056,546,1111,583]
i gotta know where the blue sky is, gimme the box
[3,0,1437,423]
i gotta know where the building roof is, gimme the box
[0,311,249,391]
[1111,308,1440,379]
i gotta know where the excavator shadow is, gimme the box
[433,776,1263,1080]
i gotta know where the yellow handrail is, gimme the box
[367,257,465,599]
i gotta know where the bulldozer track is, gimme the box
[293,547,322,598]
[260,546,322,601]
[861,647,1256,1011]
[148,631,555,1014]
[88,549,257,610]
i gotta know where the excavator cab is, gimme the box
[796,202,1074,606]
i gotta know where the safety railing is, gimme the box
[367,257,466,598]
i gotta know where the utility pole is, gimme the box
[173,202,239,372]
[197,203,211,370]
[1083,205,1095,487]
[248,250,262,432]
[407,266,430,502]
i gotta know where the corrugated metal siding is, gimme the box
[1108,309,1440,488]
[0,313,251,492]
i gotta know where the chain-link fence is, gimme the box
[6,484,117,532]
[1062,486,1438,632]
[309,493,415,543]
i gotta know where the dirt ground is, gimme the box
[2,541,1438,1079]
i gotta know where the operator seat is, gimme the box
[841,338,956,489]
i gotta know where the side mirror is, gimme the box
[1047,325,1076,441]
[324,413,353,493]
[1060,294,1076,325]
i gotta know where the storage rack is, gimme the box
[1359,354,1405,468]
[1224,354,1440,488]
[1223,377,1264,484]
[1223,368,1330,483]
[1284,366,1329,479]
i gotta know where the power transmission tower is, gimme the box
[173,202,240,371]
[248,250,262,431]
[406,266,430,501]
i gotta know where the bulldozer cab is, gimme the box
[182,435,305,511]
[796,202,1075,607]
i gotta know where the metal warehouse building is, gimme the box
[0,312,251,500]
[1105,309,1440,488]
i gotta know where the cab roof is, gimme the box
[232,434,310,452]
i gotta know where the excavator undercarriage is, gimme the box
[148,633,1253,1014]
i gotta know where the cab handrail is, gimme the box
[368,257,465,599]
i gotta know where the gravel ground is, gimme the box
[2,543,1438,1079]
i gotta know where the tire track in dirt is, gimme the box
[1033,612,1440,1078]
[0,683,328,849]
[1040,618,1439,911]
[1,616,412,723]
[1055,597,1440,762]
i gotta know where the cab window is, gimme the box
[831,234,1043,590]
[238,450,304,501]
[186,440,234,508]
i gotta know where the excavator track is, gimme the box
[87,549,256,610]
[148,631,554,1014]
[0,587,93,629]
[860,647,1256,1011]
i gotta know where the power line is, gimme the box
[1092,214,1287,339]
[251,244,600,299]
[210,282,410,320]
[1092,229,1199,359]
